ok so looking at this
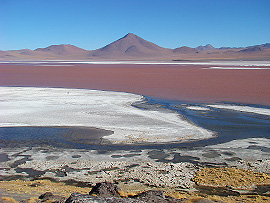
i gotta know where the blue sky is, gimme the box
[1,0,269,50]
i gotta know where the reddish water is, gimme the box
[0,63,270,105]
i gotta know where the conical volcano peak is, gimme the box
[123,33,138,38]
[91,33,170,58]
[121,33,143,42]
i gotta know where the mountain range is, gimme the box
[1,33,270,60]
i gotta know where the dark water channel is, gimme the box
[145,97,270,147]
[0,126,113,149]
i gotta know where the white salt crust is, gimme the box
[0,87,214,144]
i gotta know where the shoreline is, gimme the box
[1,60,270,66]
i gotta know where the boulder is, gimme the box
[192,199,227,203]
[89,182,121,197]
[39,192,54,200]
[133,190,186,202]
[38,192,66,203]
[65,193,143,203]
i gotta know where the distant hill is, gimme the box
[35,44,87,55]
[0,34,269,60]
[173,46,198,54]
[247,43,270,49]
[261,43,270,48]
[16,49,34,55]
[239,47,262,53]
[195,44,216,51]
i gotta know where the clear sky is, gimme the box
[1,0,269,51]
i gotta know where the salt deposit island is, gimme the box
[0,86,214,145]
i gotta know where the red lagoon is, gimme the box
[0,63,270,105]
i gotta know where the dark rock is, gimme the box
[29,182,43,187]
[39,192,66,203]
[134,190,185,202]
[252,185,270,195]
[192,199,227,203]
[134,190,165,200]
[165,196,187,202]
[39,192,54,200]
[196,185,240,197]
[65,193,143,203]
[192,199,215,203]
[63,179,92,187]
[89,182,121,197]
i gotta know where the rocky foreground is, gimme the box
[43,182,188,203]
[1,165,270,203]
[1,180,269,203]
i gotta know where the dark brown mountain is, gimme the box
[90,33,171,59]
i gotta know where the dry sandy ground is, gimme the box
[0,62,270,105]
